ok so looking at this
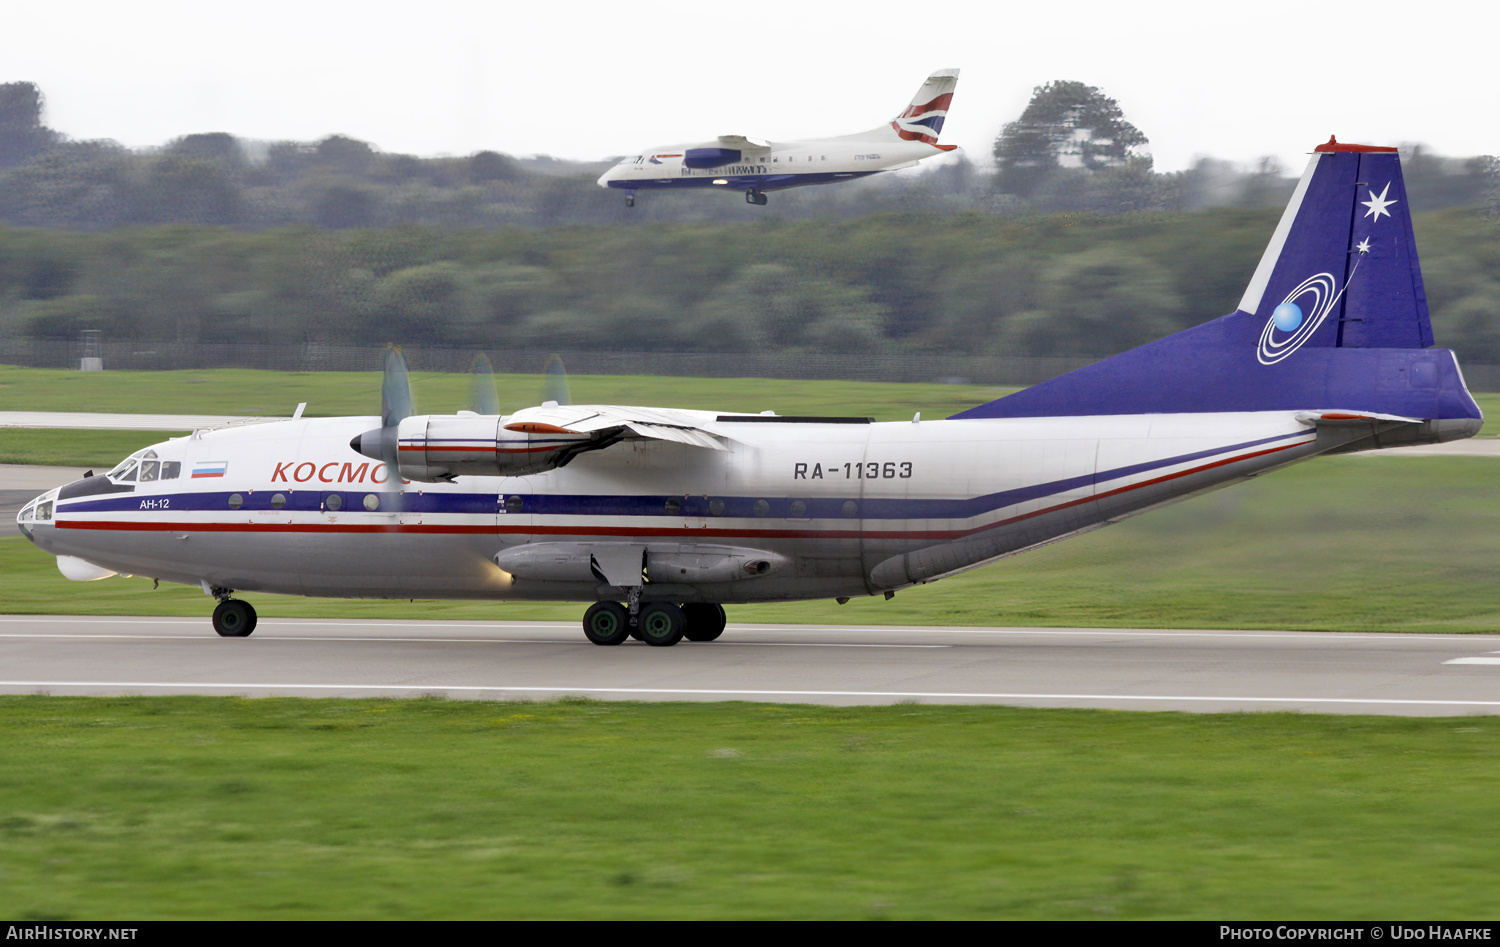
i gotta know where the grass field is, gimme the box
[6,455,1500,632]
[2,696,1497,920]
[0,364,1011,422]
[1,364,1494,469]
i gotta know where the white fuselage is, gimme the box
[23,409,1345,604]
[597,133,948,193]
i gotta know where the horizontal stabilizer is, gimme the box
[1294,410,1422,426]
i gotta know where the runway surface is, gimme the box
[3,615,1498,716]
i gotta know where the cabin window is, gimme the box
[752,499,770,517]
[161,462,181,479]
[788,500,808,518]
[504,495,522,514]
[228,494,244,510]
[708,498,725,516]
[270,493,287,510]
[664,497,681,515]
[365,494,382,512]
[324,494,343,512]
[841,500,858,517]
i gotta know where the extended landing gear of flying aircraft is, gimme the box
[745,188,768,206]
[624,190,637,207]
[582,601,725,646]
[211,597,257,637]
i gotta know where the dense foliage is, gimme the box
[1,209,1496,362]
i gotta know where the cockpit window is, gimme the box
[139,460,160,482]
[114,464,137,482]
[161,461,181,480]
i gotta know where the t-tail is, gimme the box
[953,136,1483,445]
[887,69,960,149]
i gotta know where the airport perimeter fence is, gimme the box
[4,339,1500,391]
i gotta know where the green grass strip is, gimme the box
[1,696,1497,920]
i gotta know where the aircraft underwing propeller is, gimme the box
[544,354,571,407]
[467,352,570,414]
[468,353,501,415]
[349,345,416,497]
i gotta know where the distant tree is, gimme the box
[130,155,243,225]
[994,81,1148,198]
[469,150,521,183]
[0,81,59,168]
[309,178,380,229]
[169,132,243,170]
[313,135,375,176]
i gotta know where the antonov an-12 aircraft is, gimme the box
[18,138,1482,646]
[597,69,960,206]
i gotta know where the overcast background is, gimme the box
[2,0,1493,170]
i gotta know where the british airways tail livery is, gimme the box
[597,69,960,207]
[19,138,1481,645]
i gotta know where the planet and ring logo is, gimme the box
[1257,273,1339,365]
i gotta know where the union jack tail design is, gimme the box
[891,69,960,148]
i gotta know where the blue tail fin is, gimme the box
[953,138,1479,423]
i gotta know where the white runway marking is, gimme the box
[4,680,1500,708]
[1,616,1493,644]
[0,633,945,649]
[1445,657,1500,665]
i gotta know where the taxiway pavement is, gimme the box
[3,615,1497,716]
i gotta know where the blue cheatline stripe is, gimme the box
[55,430,1311,522]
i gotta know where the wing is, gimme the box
[717,135,771,151]
[505,403,734,452]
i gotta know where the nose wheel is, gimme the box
[212,598,257,637]
[745,188,767,206]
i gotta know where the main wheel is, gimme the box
[583,601,631,646]
[637,602,686,647]
[212,599,256,637]
[682,603,727,642]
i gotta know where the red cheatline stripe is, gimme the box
[400,444,563,454]
[899,93,953,118]
[56,440,1307,541]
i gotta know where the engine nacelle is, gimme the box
[683,147,742,169]
[494,542,787,586]
[352,415,595,482]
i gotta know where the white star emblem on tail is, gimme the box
[1362,183,1398,221]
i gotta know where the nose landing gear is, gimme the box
[745,188,767,206]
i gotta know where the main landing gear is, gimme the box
[624,190,637,207]
[745,188,768,206]
[211,596,257,637]
[582,601,726,647]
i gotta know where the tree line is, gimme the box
[2,208,1497,363]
